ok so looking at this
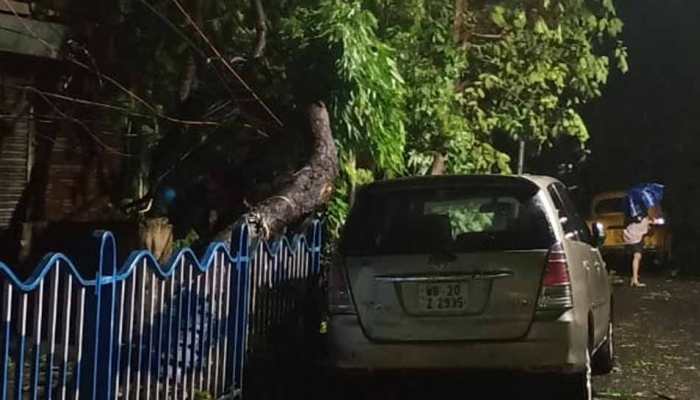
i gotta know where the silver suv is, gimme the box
[327,175,614,400]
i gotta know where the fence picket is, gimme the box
[213,254,224,394]
[192,273,203,396]
[154,279,165,400]
[0,221,322,400]
[219,262,232,395]
[144,271,157,400]
[164,275,175,400]
[30,280,44,400]
[173,260,184,399]
[123,270,137,400]
[205,259,216,393]
[134,262,148,398]
[182,263,194,399]
[0,282,12,400]
[73,287,85,400]
[45,268,60,400]
[59,275,72,400]
[15,293,28,400]
[113,278,126,398]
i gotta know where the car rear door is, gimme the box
[340,180,555,342]
[549,184,609,343]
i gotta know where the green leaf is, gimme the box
[490,6,507,28]
[514,11,527,29]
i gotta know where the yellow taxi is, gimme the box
[588,191,672,265]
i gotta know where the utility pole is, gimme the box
[517,139,525,175]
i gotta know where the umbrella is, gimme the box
[625,183,664,219]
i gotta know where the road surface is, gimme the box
[594,274,700,400]
[252,275,700,400]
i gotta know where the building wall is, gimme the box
[43,115,122,222]
[46,130,119,221]
[0,5,136,275]
[0,72,33,229]
[0,55,128,273]
[1,58,124,225]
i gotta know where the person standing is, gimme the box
[623,213,651,287]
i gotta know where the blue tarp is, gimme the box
[625,183,664,219]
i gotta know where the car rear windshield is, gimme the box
[342,185,556,256]
[594,197,624,215]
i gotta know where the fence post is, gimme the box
[305,221,323,367]
[226,224,250,397]
[79,231,118,400]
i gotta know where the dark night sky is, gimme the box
[584,0,700,193]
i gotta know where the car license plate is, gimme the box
[418,282,468,312]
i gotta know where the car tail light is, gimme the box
[328,263,356,315]
[537,243,574,311]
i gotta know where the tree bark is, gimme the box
[179,0,202,102]
[430,152,446,175]
[249,103,338,237]
[453,0,469,45]
[179,54,197,102]
[252,0,267,59]
[245,102,338,239]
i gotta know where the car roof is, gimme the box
[361,174,560,193]
[520,174,561,189]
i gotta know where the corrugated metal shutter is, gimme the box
[0,76,32,229]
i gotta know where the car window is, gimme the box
[594,197,625,215]
[547,185,570,231]
[423,197,519,236]
[342,186,555,256]
[548,184,592,244]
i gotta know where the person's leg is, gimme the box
[631,246,647,287]
[631,252,642,284]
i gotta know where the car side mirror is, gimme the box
[591,222,606,248]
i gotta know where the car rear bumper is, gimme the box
[326,310,587,374]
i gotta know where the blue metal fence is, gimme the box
[0,221,322,400]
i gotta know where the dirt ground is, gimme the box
[594,273,700,400]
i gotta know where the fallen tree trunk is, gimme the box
[218,101,337,241]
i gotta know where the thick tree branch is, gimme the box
[179,53,197,102]
[471,32,505,39]
[252,0,267,59]
[246,102,338,239]
[179,0,202,102]
[454,0,468,44]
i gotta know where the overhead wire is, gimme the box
[168,0,284,127]
[0,0,254,130]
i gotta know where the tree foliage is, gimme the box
[283,1,407,176]
[37,0,626,239]
[365,0,628,176]
[279,0,627,234]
